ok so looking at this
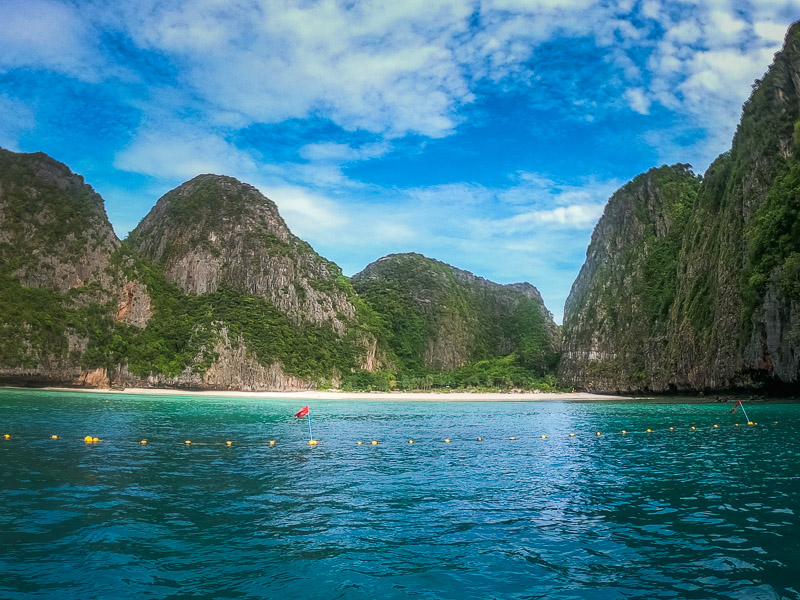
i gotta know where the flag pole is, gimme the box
[740,402,751,423]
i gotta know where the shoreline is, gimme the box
[25,386,634,402]
[4,385,791,403]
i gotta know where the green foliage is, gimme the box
[351,279,430,373]
[633,166,700,327]
[112,245,371,380]
[341,370,394,392]
[0,274,69,367]
[394,355,565,392]
[0,149,110,273]
[747,161,800,309]
[353,253,560,390]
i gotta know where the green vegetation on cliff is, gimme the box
[561,164,701,392]
[564,23,800,393]
[110,246,375,381]
[353,253,561,391]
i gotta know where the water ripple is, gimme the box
[1,390,799,599]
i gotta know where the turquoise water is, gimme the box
[1,390,799,599]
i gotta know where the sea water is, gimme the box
[0,389,798,599]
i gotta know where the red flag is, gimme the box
[729,400,742,414]
[295,406,309,418]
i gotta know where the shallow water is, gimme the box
[1,389,798,599]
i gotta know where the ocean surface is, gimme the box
[0,389,798,600]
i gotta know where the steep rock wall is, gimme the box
[353,253,560,373]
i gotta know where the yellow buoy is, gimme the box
[51,435,58,440]
[269,440,276,446]
[596,432,602,436]
[140,440,147,445]
[84,435,93,443]
[691,426,696,430]
[735,423,740,427]
[646,429,652,433]
[308,439,318,446]
[226,441,233,446]
[371,440,379,445]
[3,434,9,439]
[669,427,674,431]
[569,433,575,437]
[356,441,363,445]
[185,440,191,445]
[509,436,517,440]
[477,437,483,441]
[748,421,754,425]
[408,439,414,444]
[444,438,451,443]
[541,435,547,439]
[621,430,627,434]
[92,437,99,443]
[713,424,719,428]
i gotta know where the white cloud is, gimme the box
[625,87,652,114]
[0,95,35,151]
[754,20,791,43]
[641,1,663,20]
[114,128,258,180]
[489,203,606,232]
[298,142,389,163]
[115,0,478,138]
[260,185,349,236]
[0,0,104,80]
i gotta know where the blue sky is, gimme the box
[1,0,799,322]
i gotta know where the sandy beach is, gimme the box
[32,386,634,402]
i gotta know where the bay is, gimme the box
[1,389,798,599]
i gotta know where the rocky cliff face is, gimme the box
[353,253,560,374]
[0,155,377,390]
[563,23,800,393]
[0,149,119,292]
[0,149,151,386]
[128,174,356,333]
[560,166,701,392]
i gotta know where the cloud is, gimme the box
[114,128,258,180]
[115,0,477,138]
[625,88,652,114]
[485,203,606,233]
[754,20,791,43]
[298,142,389,163]
[0,0,104,81]
[259,184,349,237]
[0,95,35,151]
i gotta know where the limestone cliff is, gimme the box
[0,148,118,292]
[563,23,800,393]
[352,253,560,376]
[0,149,151,386]
[560,166,700,392]
[0,154,377,390]
[128,174,355,333]
[668,23,800,392]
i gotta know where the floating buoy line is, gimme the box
[0,421,778,449]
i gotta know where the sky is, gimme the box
[1,0,799,322]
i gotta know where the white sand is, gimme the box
[38,386,630,402]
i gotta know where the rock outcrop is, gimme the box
[0,155,377,390]
[353,253,560,374]
[560,165,700,392]
[562,23,800,393]
[128,174,356,334]
[0,149,119,292]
